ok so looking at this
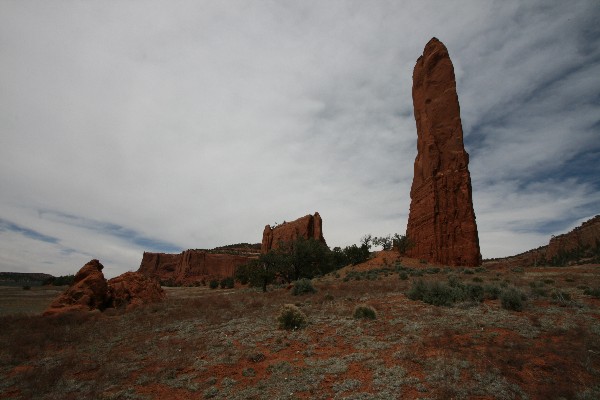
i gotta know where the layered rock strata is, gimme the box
[406,38,481,267]
[261,212,326,253]
[138,247,259,285]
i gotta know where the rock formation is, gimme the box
[261,212,326,253]
[108,272,165,310]
[138,246,260,286]
[405,38,481,267]
[44,259,165,316]
[44,259,110,315]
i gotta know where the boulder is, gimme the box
[107,272,165,309]
[261,212,326,253]
[405,38,481,267]
[44,259,166,316]
[43,259,109,315]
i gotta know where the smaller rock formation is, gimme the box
[44,259,165,316]
[108,272,165,310]
[138,246,260,285]
[44,259,109,315]
[261,212,326,253]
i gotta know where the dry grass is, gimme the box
[1,259,600,399]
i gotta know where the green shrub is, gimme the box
[500,288,524,311]
[463,268,475,275]
[277,304,307,330]
[209,280,219,289]
[22,285,31,290]
[408,279,485,306]
[483,285,501,300]
[583,287,600,298]
[220,277,234,289]
[426,267,440,274]
[292,278,316,295]
[472,277,483,283]
[399,272,409,280]
[353,305,377,320]
[464,284,484,302]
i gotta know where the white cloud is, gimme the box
[1,1,599,276]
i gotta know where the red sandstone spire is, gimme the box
[405,38,481,267]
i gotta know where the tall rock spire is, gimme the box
[405,38,481,267]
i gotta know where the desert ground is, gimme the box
[1,251,599,399]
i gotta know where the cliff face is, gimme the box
[405,38,481,267]
[261,212,326,253]
[138,247,259,285]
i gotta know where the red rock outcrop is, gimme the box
[138,247,259,285]
[261,212,326,253]
[484,215,600,268]
[44,259,166,316]
[44,259,109,315]
[546,215,600,260]
[107,272,165,310]
[405,38,481,267]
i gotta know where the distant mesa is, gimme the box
[44,259,165,316]
[261,212,326,254]
[137,244,260,286]
[405,38,481,267]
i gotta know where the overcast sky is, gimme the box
[1,1,599,278]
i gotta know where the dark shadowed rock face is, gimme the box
[44,260,165,316]
[261,212,326,253]
[406,38,481,267]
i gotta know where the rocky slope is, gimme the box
[485,215,600,267]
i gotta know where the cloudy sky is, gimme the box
[1,1,599,278]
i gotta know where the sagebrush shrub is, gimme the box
[220,277,234,289]
[353,305,377,320]
[583,287,600,298]
[209,280,219,289]
[500,288,524,311]
[407,279,484,306]
[292,278,316,296]
[277,304,307,330]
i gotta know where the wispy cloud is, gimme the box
[0,218,59,244]
[38,210,181,254]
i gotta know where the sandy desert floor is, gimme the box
[1,251,599,399]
